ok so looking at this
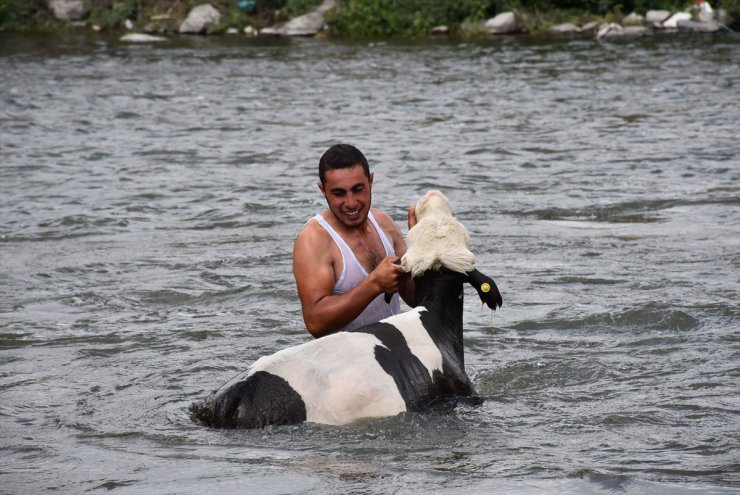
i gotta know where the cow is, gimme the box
[192,190,502,428]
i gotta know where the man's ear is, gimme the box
[317,180,325,196]
[368,172,374,187]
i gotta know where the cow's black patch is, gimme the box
[353,321,472,411]
[194,371,306,429]
[419,309,470,390]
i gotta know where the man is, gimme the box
[293,144,416,338]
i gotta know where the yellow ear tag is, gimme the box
[481,283,491,293]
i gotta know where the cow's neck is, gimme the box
[413,270,466,364]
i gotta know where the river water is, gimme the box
[1,30,738,494]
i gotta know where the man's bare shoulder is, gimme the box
[371,208,402,234]
[295,216,332,249]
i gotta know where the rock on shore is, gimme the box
[260,0,335,36]
[484,12,521,34]
[178,4,221,34]
[49,0,87,21]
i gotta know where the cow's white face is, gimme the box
[402,190,475,277]
[414,189,453,221]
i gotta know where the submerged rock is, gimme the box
[178,4,221,34]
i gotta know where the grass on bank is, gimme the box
[1,0,737,34]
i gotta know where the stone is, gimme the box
[597,23,650,39]
[581,21,600,32]
[485,12,520,35]
[278,11,326,36]
[120,33,167,43]
[694,0,714,22]
[429,25,449,35]
[622,12,645,25]
[548,23,581,34]
[261,0,335,37]
[259,27,280,36]
[646,10,671,24]
[677,20,721,32]
[49,0,87,21]
[663,12,692,28]
[619,26,650,36]
[178,4,221,34]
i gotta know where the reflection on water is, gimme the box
[1,31,739,494]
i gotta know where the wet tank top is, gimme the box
[312,210,402,332]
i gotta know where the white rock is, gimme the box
[120,33,167,43]
[261,0,335,37]
[622,12,644,25]
[278,11,326,36]
[243,25,257,36]
[597,22,621,39]
[663,12,692,28]
[178,4,221,34]
[259,27,280,36]
[581,21,600,32]
[597,23,649,39]
[484,12,520,34]
[646,10,671,24]
[549,23,581,34]
[48,0,87,21]
[677,20,720,32]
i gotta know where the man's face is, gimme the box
[319,165,374,229]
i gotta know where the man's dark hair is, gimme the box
[318,144,370,185]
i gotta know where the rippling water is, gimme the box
[1,31,739,494]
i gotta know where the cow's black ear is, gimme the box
[467,269,502,310]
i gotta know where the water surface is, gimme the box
[1,31,739,494]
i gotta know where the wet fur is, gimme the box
[402,190,475,277]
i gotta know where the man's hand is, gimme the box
[408,204,417,230]
[370,256,407,295]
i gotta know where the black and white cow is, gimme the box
[192,190,502,428]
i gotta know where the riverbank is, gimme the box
[1,0,737,37]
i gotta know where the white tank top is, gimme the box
[312,210,402,332]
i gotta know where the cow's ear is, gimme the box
[467,269,502,310]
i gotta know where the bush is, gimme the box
[0,0,50,30]
[327,0,500,37]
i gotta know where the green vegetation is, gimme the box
[327,0,739,36]
[0,0,52,30]
[0,0,737,34]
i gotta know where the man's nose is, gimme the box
[345,192,359,207]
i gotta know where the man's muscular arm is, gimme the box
[293,222,405,338]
